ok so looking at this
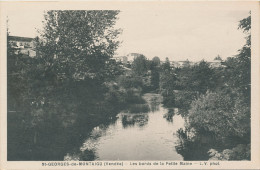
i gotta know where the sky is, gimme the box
[7,8,250,62]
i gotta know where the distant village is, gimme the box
[8,35,223,68]
[114,53,223,68]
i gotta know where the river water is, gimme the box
[65,93,185,161]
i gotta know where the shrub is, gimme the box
[117,75,143,89]
[188,90,250,139]
[208,144,250,160]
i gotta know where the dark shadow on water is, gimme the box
[127,104,150,113]
[64,119,118,161]
[163,108,175,122]
[122,114,149,128]
[7,108,118,161]
[149,95,161,112]
[150,104,159,112]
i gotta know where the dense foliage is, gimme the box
[8,10,129,160]
[159,14,251,160]
[7,11,251,161]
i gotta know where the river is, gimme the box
[64,93,185,161]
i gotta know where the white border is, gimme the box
[0,1,259,169]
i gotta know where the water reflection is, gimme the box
[64,120,118,161]
[150,103,159,112]
[122,114,149,128]
[150,97,160,112]
[163,108,175,122]
[64,93,185,160]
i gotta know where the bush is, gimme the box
[174,90,198,110]
[117,75,143,89]
[125,88,145,104]
[188,90,250,139]
[161,90,198,110]
[208,144,250,160]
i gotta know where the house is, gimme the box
[8,36,36,57]
[165,60,195,68]
[112,56,128,64]
[208,60,222,68]
[113,53,144,64]
[126,53,143,62]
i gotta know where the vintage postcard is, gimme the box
[0,1,259,169]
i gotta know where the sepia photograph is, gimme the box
[0,1,259,169]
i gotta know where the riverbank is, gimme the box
[64,93,185,161]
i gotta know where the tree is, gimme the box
[182,59,191,68]
[131,54,148,76]
[190,60,215,93]
[33,10,122,104]
[103,59,124,81]
[152,56,160,66]
[187,13,251,138]
[214,55,222,61]
[223,13,251,102]
[150,56,160,90]
[161,57,171,71]
[7,10,123,160]
[237,13,251,101]
[188,91,250,139]
[37,10,121,82]
[7,25,45,160]
[183,13,251,160]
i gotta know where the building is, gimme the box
[165,59,222,68]
[126,53,143,62]
[161,60,195,68]
[112,56,128,64]
[8,36,36,57]
[112,56,121,62]
[208,60,222,68]
[113,53,144,64]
